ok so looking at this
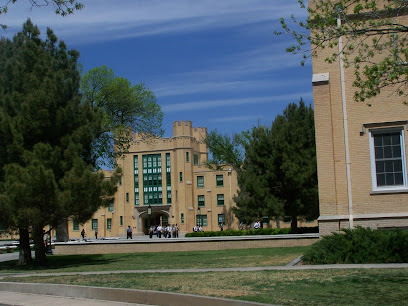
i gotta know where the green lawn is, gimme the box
[4,268,408,305]
[0,247,306,273]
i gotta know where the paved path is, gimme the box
[0,291,146,306]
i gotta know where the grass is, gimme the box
[4,268,408,305]
[0,246,306,273]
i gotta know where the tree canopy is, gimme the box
[0,19,119,266]
[80,65,164,168]
[206,99,318,230]
[277,0,408,104]
[0,0,83,29]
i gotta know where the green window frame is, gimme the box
[73,220,79,231]
[194,154,199,165]
[198,195,205,207]
[196,215,208,226]
[181,213,184,224]
[186,152,189,162]
[92,219,98,230]
[107,218,112,230]
[120,216,123,226]
[218,214,225,225]
[217,194,224,206]
[216,175,224,187]
[197,176,204,188]
[108,202,114,211]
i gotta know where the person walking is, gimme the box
[157,224,162,238]
[95,229,98,240]
[126,226,133,239]
[81,229,85,240]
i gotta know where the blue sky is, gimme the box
[2,0,312,137]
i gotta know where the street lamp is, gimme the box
[148,204,152,238]
[197,207,201,227]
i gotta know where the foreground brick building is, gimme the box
[68,121,239,238]
[312,3,408,235]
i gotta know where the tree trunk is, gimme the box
[275,217,280,229]
[32,226,46,266]
[55,219,68,242]
[291,216,298,233]
[17,227,32,266]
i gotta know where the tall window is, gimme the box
[107,218,112,230]
[369,128,407,190]
[119,176,122,186]
[186,152,189,162]
[179,172,183,182]
[73,220,79,231]
[142,154,163,205]
[196,215,208,226]
[216,175,224,187]
[198,195,205,207]
[120,216,123,226]
[92,219,98,230]
[108,202,114,211]
[217,194,224,206]
[218,214,225,225]
[181,213,184,224]
[194,154,199,165]
[166,153,171,204]
[197,176,204,188]
[126,193,129,202]
[134,155,139,206]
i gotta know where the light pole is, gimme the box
[148,204,152,238]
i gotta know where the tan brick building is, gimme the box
[312,4,408,235]
[68,121,239,238]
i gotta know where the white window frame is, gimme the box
[369,127,408,192]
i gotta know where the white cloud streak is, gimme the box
[161,92,313,112]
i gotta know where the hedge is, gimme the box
[184,226,318,237]
[302,226,408,264]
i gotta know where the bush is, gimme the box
[302,226,408,264]
[184,227,318,238]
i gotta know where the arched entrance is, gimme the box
[135,205,172,234]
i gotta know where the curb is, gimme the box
[0,282,273,306]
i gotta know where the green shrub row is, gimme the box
[184,227,318,237]
[302,226,408,264]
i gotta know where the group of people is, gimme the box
[193,225,204,232]
[149,224,179,238]
[253,220,262,229]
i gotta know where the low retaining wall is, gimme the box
[54,234,319,255]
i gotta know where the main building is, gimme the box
[68,121,239,238]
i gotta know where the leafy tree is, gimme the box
[0,20,119,266]
[276,0,408,104]
[206,99,318,230]
[0,0,83,29]
[80,65,164,168]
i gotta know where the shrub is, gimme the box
[302,226,408,264]
[183,227,315,238]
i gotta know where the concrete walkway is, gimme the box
[0,291,145,306]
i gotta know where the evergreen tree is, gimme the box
[0,20,119,266]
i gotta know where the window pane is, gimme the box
[383,146,392,158]
[374,135,383,146]
[385,173,395,186]
[377,173,386,186]
[383,135,392,145]
[385,160,394,173]
[392,134,400,145]
[376,161,385,174]
[395,172,404,185]
[375,146,383,159]
[393,145,402,158]
[394,160,403,172]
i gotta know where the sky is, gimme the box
[1,0,312,138]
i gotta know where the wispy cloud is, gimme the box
[162,92,313,112]
[3,0,308,43]
[209,115,259,123]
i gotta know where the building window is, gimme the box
[179,172,183,182]
[216,175,224,187]
[73,220,79,231]
[369,128,407,190]
[119,176,122,186]
[186,152,189,162]
[126,193,129,202]
[197,176,204,188]
[196,215,208,226]
[194,154,199,165]
[108,202,114,211]
[218,214,225,225]
[198,195,205,207]
[107,218,112,230]
[217,194,224,206]
[120,216,123,226]
[181,213,184,224]
[92,219,98,230]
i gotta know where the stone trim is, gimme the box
[318,212,408,221]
